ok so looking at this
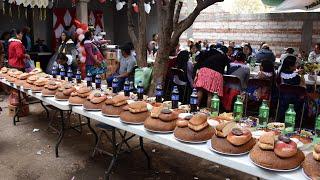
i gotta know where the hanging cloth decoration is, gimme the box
[132,3,139,13]
[144,2,151,14]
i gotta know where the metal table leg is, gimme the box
[105,128,117,180]
[139,137,151,169]
[40,101,50,120]
[55,110,65,158]
[86,117,98,145]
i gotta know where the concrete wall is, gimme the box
[181,4,320,56]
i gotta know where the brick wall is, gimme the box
[181,4,320,57]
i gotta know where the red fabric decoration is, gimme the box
[133,4,139,13]
[98,0,106,3]
[93,10,103,30]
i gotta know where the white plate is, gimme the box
[206,141,249,156]
[55,98,68,101]
[178,113,192,119]
[68,102,83,106]
[144,127,173,134]
[174,136,208,144]
[42,94,55,97]
[83,107,101,111]
[249,158,301,172]
[290,138,304,149]
[102,113,120,117]
[302,169,312,180]
[119,119,144,125]
[31,90,42,93]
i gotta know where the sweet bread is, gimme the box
[226,128,252,146]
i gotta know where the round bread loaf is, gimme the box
[159,110,179,122]
[23,82,33,89]
[83,99,104,110]
[31,85,44,92]
[211,134,256,154]
[120,111,150,124]
[144,117,176,132]
[302,153,320,179]
[42,88,57,96]
[250,144,305,170]
[102,104,126,116]
[174,126,215,143]
[55,91,70,100]
[69,96,87,105]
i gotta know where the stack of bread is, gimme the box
[31,78,48,92]
[42,81,59,96]
[28,68,42,75]
[120,101,150,124]
[302,143,320,179]
[7,70,22,83]
[69,86,91,105]
[174,113,215,143]
[102,94,128,116]
[211,122,256,155]
[144,106,178,133]
[23,75,38,89]
[83,91,108,110]
[250,133,305,170]
[15,73,29,87]
[55,83,76,100]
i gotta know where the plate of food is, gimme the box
[207,141,250,156]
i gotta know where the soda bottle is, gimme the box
[258,100,269,129]
[233,95,243,121]
[313,115,320,144]
[171,86,179,109]
[52,65,57,78]
[123,78,130,97]
[284,104,296,134]
[60,66,65,80]
[95,74,101,90]
[190,88,198,113]
[112,77,119,93]
[137,81,144,100]
[67,66,73,82]
[76,68,81,84]
[86,72,92,87]
[129,81,135,93]
[211,92,220,117]
[155,83,163,103]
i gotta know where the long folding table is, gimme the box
[0,78,308,180]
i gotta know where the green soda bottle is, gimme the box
[314,115,320,144]
[258,100,269,129]
[233,95,243,121]
[284,104,296,134]
[211,92,220,117]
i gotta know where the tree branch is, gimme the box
[127,0,137,45]
[173,1,183,29]
[170,0,223,46]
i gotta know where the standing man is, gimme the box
[106,43,136,88]
[308,43,320,63]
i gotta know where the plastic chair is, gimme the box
[275,84,307,129]
[244,78,272,116]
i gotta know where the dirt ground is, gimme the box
[0,93,257,180]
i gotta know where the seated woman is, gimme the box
[222,52,250,111]
[174,50,193,104]
[277,55,305,124]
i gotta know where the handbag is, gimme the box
[134,67,153,91]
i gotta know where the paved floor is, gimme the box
[0,94,256,180]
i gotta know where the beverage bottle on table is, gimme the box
[60,66,65,80]
[313,115,320,144]
[86,72,92,87]
[137,81,144,100]
[233,95,243,121]
[76,68,81,84]
[123,78,130,97]
[190,88,198,113]
[95,74,101,90]
[155,82,163,103]
[129,81,135,93]
[67,66,73,82]
[258,100,269,129]
[52,65,57,78]
[112,77,119,93]
[171,86,179,109]
[284,104,296,134]
[211,92,220,117]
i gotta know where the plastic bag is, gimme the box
[134,67,153,90]
[25,59,35,73]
